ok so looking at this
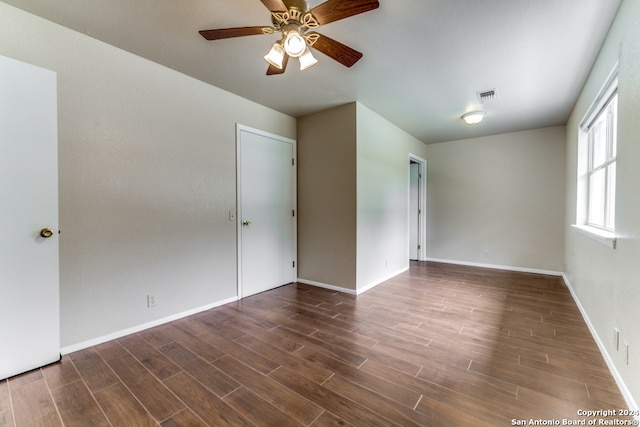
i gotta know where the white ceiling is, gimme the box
[4,0,621,143]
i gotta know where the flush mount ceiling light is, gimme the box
[199,0,379,75]
[462,111,485,125]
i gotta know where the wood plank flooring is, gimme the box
[1,261,633,426]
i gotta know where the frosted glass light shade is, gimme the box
[298,48,318,71]
[284,30,306,58]
[264,43,285,69]
[462,111,485,125]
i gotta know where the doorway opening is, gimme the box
[409,154,427,261]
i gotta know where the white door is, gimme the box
[0,55,60,379]
[237,126,295,298]
[409,162,420,260]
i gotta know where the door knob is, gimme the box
[242,220,251,226]
[40,228,54,238]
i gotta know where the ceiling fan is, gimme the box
[199,0,379,75]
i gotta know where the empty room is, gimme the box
[1,0,639,426]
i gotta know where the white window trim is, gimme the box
[585,94,617,230]
[579,64,618,131]
[574,63,618,249]
[571,224,617,249]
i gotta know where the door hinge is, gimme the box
[292,158,295,166]
[292,210,295,217]
[418,245,421,250]
[292,261,295,268]
[418,209,421,214]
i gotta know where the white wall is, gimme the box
[564,0,640,408]
[0,3,296,349]
[355,103,429,291]
[424,126,566,273]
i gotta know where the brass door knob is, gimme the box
[242,220,251,226]
[40,228,54,238]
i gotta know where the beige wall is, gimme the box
[564,0,640,407]
[0,3,296,349]
[424,126,566,273]
[297,104,357,290]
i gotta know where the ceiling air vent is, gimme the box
[477,89,498,104]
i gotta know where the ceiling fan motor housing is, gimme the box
[271,0,312,29]
[284,0,310,13]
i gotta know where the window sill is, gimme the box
[571,224,617,249]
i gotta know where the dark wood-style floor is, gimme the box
[0,261,632,427]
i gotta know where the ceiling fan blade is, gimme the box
[199,26,272,40]
[260,0,288,12]
[309,0,379,26]
[267,55,289,75]
[308,32,363,67]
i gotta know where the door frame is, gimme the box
[409,153,427,261]
[236,124,297,298]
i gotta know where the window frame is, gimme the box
[574,66,618,248]
[585,92,617,231]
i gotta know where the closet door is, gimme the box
[237,125,295,298]
[0,55,60,379]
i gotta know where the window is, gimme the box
[586,92,617,230]
[574,67,618,247]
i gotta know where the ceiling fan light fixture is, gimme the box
[200,0,379,75]
[462,111,485,125]
[298,47,318,70]
[283,29,307,57]
[264,42,286,69]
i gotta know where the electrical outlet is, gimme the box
[483,250,489,258]
[615,328,620,351]
[147,294,157,308]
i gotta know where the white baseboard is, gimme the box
[423,257,564,277]
[562,274,639,413]
[356,266,409,295]
[60,296,238,355]
[297,266,409,296]
[295,278,358,295]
